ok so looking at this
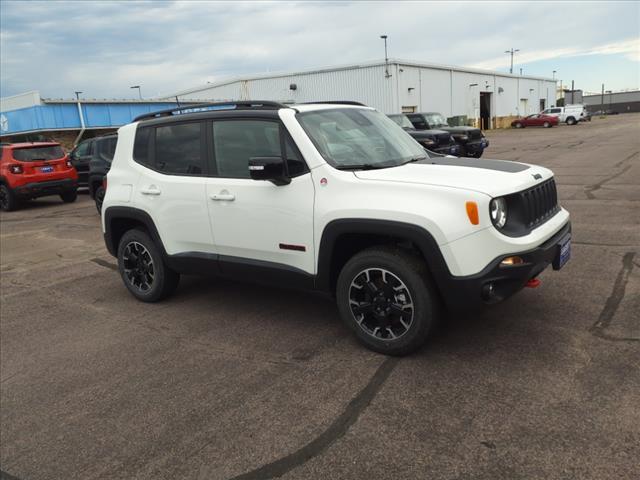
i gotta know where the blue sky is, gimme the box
[1,1,638,99]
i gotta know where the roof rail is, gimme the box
[300,101,367,106]
[133,100,288,122]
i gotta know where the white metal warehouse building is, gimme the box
[166,59,558,129]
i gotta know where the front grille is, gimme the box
[437,133,452,146]
[520,178,559,228]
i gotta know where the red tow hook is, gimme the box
[526,278,541,288]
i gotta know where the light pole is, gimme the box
[74,91,82,101]
[380,35,390,78]
[130,85,142,100]
[504,48,519,74]
[552,70,556,80]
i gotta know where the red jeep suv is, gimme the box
[0,142,78,211]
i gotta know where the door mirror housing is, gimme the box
[248,157,291,186]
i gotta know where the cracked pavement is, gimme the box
[1,114,639,479]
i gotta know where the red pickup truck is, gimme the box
[0,142,78,211]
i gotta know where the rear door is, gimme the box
[133,121,214,256]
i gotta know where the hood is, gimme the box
[407,129,450,140]
[353,157,553,197]
[440,126,481,134]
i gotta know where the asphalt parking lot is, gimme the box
[1,114,639,480]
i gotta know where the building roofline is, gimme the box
[168,58,556,97]
[0,90,41,101]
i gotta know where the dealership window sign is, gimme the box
[0,114,8,132]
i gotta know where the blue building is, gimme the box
[0,91,178,148]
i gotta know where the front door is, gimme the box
[205,118,315,276]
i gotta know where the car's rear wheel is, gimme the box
[543,121,551,128]
[0,184,18,212]
[566,117,576,125]
[117,228,180,302]
[336,246,440,356]
[514,122,523,128]
[94,186,105,214]
[60,190,77,203]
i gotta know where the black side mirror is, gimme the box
[248,157,290,186]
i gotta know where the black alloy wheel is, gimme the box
[348,267,414,341]
[122,241,155,293]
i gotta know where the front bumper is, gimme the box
[437,221,571,312]
[462,138,488,155]
[14,178,78,199]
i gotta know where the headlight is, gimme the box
[490,197,508,229]
[421,138,435,145]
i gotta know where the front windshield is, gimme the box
[388,114,415,130]
[422,113,449,128]
[297,108,427,169]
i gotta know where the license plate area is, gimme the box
[40,166,54,173]
[553,234,571,270]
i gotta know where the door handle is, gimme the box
[209,193,235,201]
[140,186,161,196]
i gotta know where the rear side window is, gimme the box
[75,140,92,157]
[155,123,203,175]
[96,137,117,163]
[133,127,152,167]
[12,145,65,161]
[550,108,562,113]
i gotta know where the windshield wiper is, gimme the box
[335,163,392,170]
[399,155,428,165]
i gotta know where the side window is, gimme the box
[213,120,282,179]
[551,108,562,114]
[133,126,152,167]
[155,123,203,175]
[408,116,426,129]
[97,137,117,163]
[75,141,91,157]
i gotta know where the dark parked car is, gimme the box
[388,114,459,155]
[406,112,488,158]
[511,114,559,128]
[69,135,117,212]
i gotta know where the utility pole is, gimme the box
[570,80,575,104]
[504,48,519,74]
[380,35,390,78]
[601,84,604,113]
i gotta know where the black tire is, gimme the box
[94,186,105,214]
[0,184,19,212]
[336,246,440,356]
[566,117,576,125]
[117,228,179,302]
[60,190,78,203]
[514,122,523,128]
[543,121,551,128]
[471,150,483,158]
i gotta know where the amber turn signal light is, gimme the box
[466,201,479,225]
[500,256,525,267]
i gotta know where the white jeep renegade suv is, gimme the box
[102,101,571,355]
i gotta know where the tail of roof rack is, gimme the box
[133,100,289,122]
[300,101,367,106]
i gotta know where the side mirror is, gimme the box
[248,157,290,186]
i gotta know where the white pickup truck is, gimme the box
[541,104,589,125]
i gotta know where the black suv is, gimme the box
[69,135,117,212]
[387,114,459,156]
[406,112,488,158]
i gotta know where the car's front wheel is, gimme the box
[117,229,180,302]
[0,184,18,212]
[336,246,440,356]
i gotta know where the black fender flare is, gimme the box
[315,218,453,298]
[103,206,167,258]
